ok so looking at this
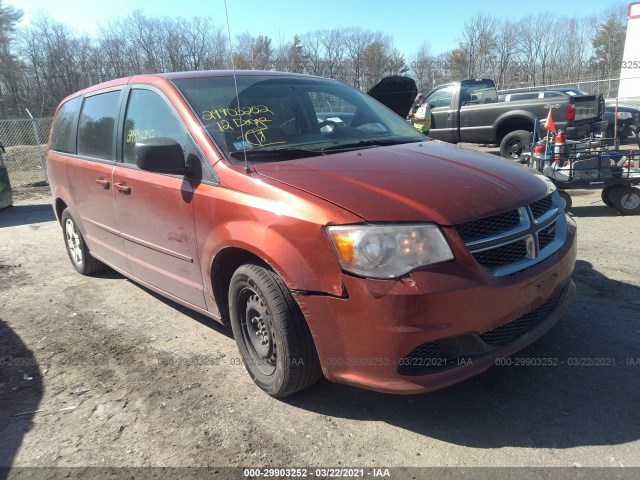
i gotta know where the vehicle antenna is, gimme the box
[223,0,250,174]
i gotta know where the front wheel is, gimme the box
[228,264,321,397]
[60,208,105,275]
[500,130,532,162]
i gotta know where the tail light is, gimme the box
[565,104,576,121]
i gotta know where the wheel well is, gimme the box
[55,198,68,224]
[497,120,534,142]
[211,248,270,324]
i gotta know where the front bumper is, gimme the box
[295,218,577,394]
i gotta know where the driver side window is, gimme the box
[123,89,188,165]
[425,86,455,109]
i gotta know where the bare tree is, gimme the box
[300,31,325,76]
[493,19,517,89]
[409,41,434,91]
[318,29,345,79]
[343,28,374,88]
[460,14,497,78]
[19,16,91,114]
[232,33,273,70]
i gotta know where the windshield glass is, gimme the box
[172,74,424,162]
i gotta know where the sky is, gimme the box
[8,0,627,59]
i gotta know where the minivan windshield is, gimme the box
[172,74,424,162]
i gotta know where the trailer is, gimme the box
[528,127,640,215]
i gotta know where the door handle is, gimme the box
[113,182,131,195]
[95,177,110,189]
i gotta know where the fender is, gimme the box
[201,213,346,300]
[493,111,537,134]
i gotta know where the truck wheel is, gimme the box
[500,130,532,162]
[228,264,321,397]
[612,187,640,215]
[558,190,572,212]
[601,185,623,207]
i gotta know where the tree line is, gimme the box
[0,0,627,118]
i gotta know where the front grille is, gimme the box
[530,194,553,219]
[398,285,566,375]
[479,289,563,346]
[453,192,565,276]
[454,209,520,243]
[472,239,528,269]
[538,222,556,251]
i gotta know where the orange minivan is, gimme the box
[47,71,576,397]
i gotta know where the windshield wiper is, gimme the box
[229,146,324,159]
[320,138,420,152]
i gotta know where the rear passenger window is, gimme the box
[78,91,120,161]
[123,89,187,165]
[50,96,81,153]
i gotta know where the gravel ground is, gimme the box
[0,148,639,479]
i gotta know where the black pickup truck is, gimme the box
[421,78,604,160]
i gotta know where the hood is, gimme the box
[367,76,417,118]
[253,141,551,226]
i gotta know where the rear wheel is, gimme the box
[612,187,640,215]
[228,264,321,397]
[558,190,572,212]
[500,130,532,162]
[61,208,106,275]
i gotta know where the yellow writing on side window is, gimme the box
[126,129,155,144]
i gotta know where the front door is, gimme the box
[113,87,206,309]
[424,85,457,143]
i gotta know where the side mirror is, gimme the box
[135,137,186,174]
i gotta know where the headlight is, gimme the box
[617,112,633,120]
[327,224,454,278]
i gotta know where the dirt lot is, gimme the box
[1,151,640,477]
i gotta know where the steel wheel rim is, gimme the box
[239,286,277,376]
[507,140,524,158]
[65,218,83,265]
[621,192,640,210]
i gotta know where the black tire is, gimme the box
[60,208,106,275]
[558,190,572,212]
[612,187,640,215]
[601,185,623,208]
[500,130,532,162]
[228,264,321,397]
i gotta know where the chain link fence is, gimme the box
[0,117,51,188]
